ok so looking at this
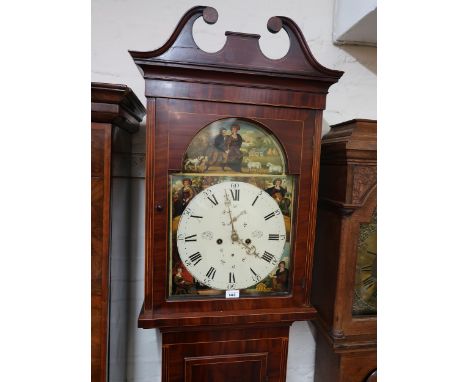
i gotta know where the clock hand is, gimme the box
[224,190,239,242]
[238,238,259,257]
[227,210,247,225]
[222,194,256,255]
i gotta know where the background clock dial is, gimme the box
[177,181,286,290]
[352,210,377,315]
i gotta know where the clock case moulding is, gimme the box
[129,5,343,331]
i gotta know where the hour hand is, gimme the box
[224,190,238,240]
[235,210,246,219]
[228,210,246,224]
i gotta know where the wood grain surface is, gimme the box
[312,119,377,382]
[129,6,342,381]
[91,83,145,382]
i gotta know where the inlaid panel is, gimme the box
[185,353,267,382]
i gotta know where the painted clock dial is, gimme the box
[169,117,296,298]
[176,181,286,290]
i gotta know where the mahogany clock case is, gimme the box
[312,119,377,382]
[312,119,377,341]
[91,82,145,382]
[315,325,377,382]
[129,6,342,381]
[130,6,343,330]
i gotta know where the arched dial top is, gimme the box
[176,181,286,291]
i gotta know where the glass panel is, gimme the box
[168,174,296,299]
[168,118,295,299]
[352,209,377,316]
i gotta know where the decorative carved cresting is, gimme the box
[129,6,343,84]
[351,165,377,204]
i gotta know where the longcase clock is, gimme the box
[312,119,377,382]
[91,82,145,382]
[129,6,342,381]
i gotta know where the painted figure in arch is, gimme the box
[205,128,227,171]
[224,123,244,172]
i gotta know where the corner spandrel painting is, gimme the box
[183,118,287,175]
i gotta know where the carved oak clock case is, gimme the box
[312,119,377,382]
[129,6,342,381]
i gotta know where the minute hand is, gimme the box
[224,190,239,242]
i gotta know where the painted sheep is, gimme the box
[266,163,282,174]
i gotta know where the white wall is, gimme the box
[93,1,376,381]
[333,0,377,45]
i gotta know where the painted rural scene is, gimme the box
[182,118,286,175]
[168,174,295,299]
